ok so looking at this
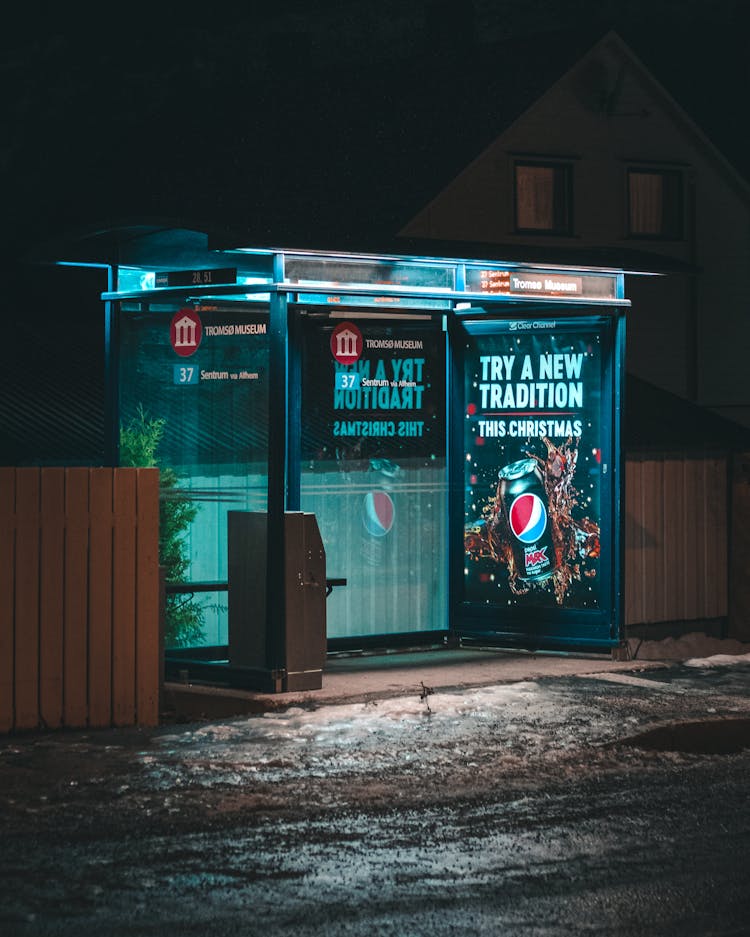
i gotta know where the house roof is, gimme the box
[398,28,750,262]
[26,220,694,279]
[625,375,750,453]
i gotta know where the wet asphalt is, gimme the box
[1,660,749,936]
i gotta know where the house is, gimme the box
[399,31,750,430]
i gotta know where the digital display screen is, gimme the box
[465,268,616,299]
[154,268,237,288]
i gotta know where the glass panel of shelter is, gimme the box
[117,299,270,650]
[297,307,449,643]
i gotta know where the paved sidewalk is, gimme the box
[162,645,669,720]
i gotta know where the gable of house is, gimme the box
[400,31,750,428]
[401,31,750,255]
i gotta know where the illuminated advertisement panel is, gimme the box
[462,315,614,614]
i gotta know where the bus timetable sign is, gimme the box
[155,267,237,288]
[465,268,616,300]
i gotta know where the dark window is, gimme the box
[627,169,683,239]
[514,162,572,234]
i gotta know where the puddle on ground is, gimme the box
[621,718,750,755]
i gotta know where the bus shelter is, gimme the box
[93,228,627,689]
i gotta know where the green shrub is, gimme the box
[120,405,204,647]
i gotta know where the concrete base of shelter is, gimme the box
[161,645,670,723]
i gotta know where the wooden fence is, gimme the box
[625,455,728,628]
[728,453,750,641]
[1,456,745,733]
[0,467,160,732]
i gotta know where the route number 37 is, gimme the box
[173,365,199,385]
[334,372,362,390]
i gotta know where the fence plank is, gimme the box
[39,469,65,729]
[0,468,15,732]
[64,469,90,727]
[634,458,648,623]
[88,469,113,727]
[624,460,643,625]
[662,459,687,622]
[624,460,635,624]
[112,470,137,726]
[729,454,750,640]
[14,469,40,730]
[704,458,728,618]
[683,459,702,619]
[640,459,665,622]
[136,469,160,726]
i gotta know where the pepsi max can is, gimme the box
[497,458,556,582]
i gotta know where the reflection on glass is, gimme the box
[118,302,269,647]
[300,317,447,639]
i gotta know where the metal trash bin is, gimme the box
[228,511,326,692]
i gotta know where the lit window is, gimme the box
[627,169,683,239]
[514,162,572,234]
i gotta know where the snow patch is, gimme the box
[684,653,750,668]
[628,631,750,661]
[158,682,545,752]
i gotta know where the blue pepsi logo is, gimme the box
[509,493,547,544]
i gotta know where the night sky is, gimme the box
[1,0,747,464]
[2,0,747,263]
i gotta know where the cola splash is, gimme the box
[465,437,600,604]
